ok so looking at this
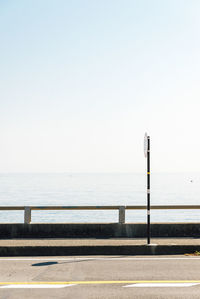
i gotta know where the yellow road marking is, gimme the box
[0,281,200,285]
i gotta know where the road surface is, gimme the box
[0,256,200,298]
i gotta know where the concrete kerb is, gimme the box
[1,244,200,256]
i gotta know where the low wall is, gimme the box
[1,223,200,238]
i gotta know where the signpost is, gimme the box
[144,133,150,245]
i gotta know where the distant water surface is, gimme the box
[0,173,199,223]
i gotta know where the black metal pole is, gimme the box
[147,136,150,245]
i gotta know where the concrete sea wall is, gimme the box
[0,223,200,238]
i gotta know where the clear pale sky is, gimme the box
[1,0,200,173]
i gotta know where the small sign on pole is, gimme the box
[144,132,150,245]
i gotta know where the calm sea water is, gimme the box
[0,173,200,223]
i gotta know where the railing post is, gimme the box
[119,206,125,224]
[24,207,31,224]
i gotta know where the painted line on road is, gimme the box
[1,280,200,286]
[124,283,199,288]
[0,284,76,289]
[0,282,199,289]
[1,257,200,261]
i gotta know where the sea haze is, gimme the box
[0,173,199,223]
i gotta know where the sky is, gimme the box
[0,0,200,173]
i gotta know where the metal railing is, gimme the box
[0,205,200,224]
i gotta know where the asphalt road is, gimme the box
[1,256,200,298]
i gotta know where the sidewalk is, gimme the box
[0,238,200,256]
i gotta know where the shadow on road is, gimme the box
[31,256,126,267]
[32,262,58,266]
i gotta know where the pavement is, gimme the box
[1,255,200,298]
[1,238,200,256]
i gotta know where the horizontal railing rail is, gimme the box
[0,205,200,224]
[1,205,200,210]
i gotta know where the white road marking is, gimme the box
[124,283,200,288]
[0,257,200,261]
[0,284,76,289]
[0,281,200,288]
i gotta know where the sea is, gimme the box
[0,173,200,223]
